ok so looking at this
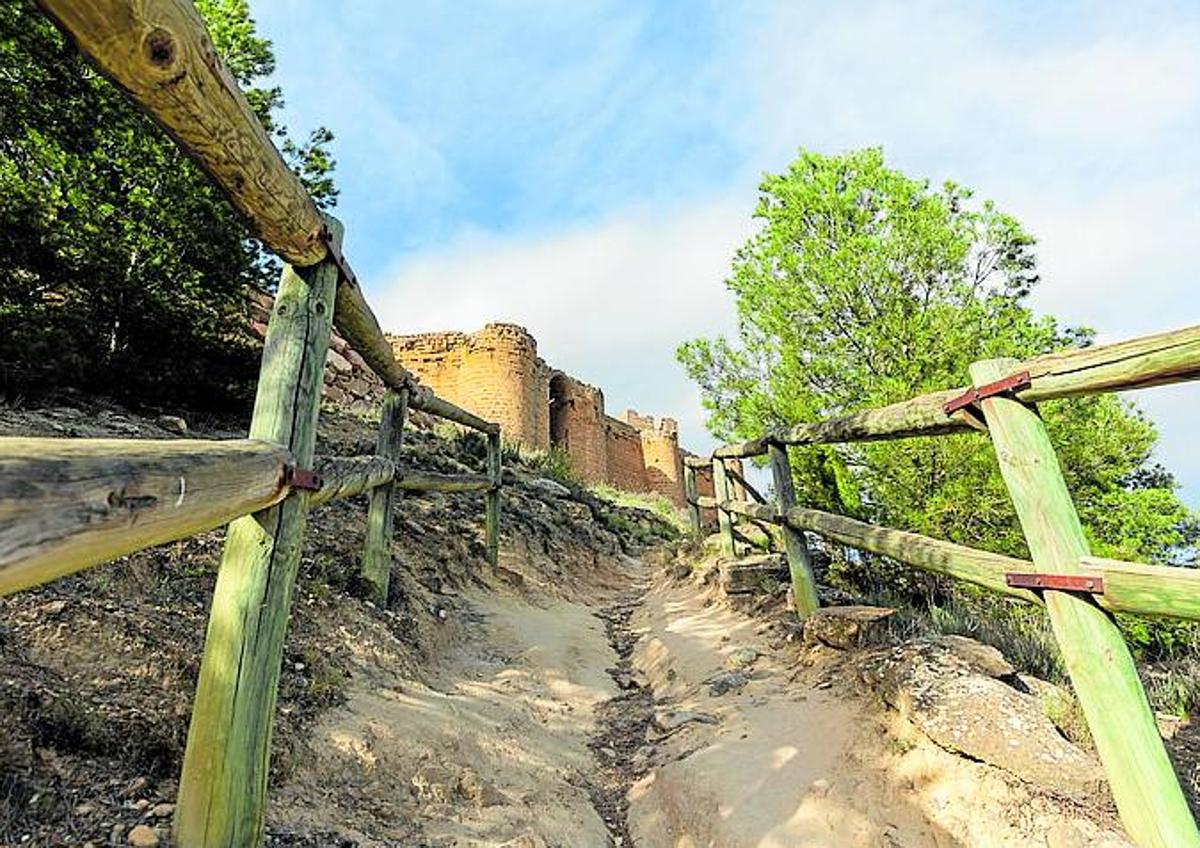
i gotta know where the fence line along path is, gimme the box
[685,323,1200,848]
[4,2,506,846]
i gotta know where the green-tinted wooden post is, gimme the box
[971,358,1198,848]
[712,458,736,557]
[683,464,701,535]
[485,429,501,567]
[768,442,819,618]
[174,217,342,848]
[361,387,408,604]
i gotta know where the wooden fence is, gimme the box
[1,2,506,845]
[684,324,1200,848]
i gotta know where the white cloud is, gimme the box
[281,0,1200,503]
[374,197,753,454]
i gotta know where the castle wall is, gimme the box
[624,410,685,506]
[390,324,550,449]
[550,374,608,484]
[604,416,648,492]
[247,306,710,509]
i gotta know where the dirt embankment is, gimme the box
[0,398,674,847]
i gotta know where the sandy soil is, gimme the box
[269,551,1133,847]
[269,550,637,847]
[628,577,1130,848]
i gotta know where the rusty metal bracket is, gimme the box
[284,466,324,492]
[318,224,358,289]
[944,370,1032,415]
[1005,572,1105,594]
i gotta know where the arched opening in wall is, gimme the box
[549,373,570,449]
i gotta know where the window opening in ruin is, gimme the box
[549,373,570,449]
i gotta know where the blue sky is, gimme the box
[254,0,1200,504]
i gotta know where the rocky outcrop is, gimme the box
[857,636,1104,797]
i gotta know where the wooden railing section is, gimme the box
[684,325,1200,848]
[1,2,506,846]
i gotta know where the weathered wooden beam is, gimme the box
[360,390,407,604]
[409,392,499,434]
[972,357,1198,848]
[724,465,767,505]
[1081,556,1200,622]
[695,495,718,510]
[771,388,980,448]
[308,454,396,508]
[769,444,819,618]
[485,431,501,566]
[0,438,290,597]
[763,324,1200,450]
[332,281,417,393]
[713,438,770,459]
[682,454,713,468]
[711,459,736,557]
[780,505,1040,605]
[750,502,1200,624]
[683,464,701,534]
[395,472,493,493]
[34,0,325,266]
[1018,322,1200,401]
[176,217,342,847]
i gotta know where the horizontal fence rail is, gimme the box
[0,438,292,596]
[713,324,1200,458]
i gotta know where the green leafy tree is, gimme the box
[0,0,336,409]
[679,148,1196,587]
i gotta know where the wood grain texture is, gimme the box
[35,0,325,266]
[0,438,289,596]
[682,455,712,469]
[1082,556,1200,622]
[360,390,408,604]
[723,499,1200,624]
[972,357,1198,848]
[332,281,417,392]
[768,444,819,618]
[683,465,701,533]
[1017,322,1200,401]
[712,459,736,558]
[309,454,396,509]
[715,323,1200,456]
[409,391,500,434]
[176,218,341,848]
[395,472,494,492]
[485,431,501,567]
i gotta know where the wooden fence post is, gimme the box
[361,388,408,604]
[768,443,819,618]
[174,217,342,848]
[970,358,1198,848]
[683,464,701,535]
[485,429,501,567]
[712,458,736,557]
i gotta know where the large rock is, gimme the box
[529,477,572,499]
[859,636,1103,796]
[802,605,895,649]
[719,554,788,594]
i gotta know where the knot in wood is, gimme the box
[142,28,177,70]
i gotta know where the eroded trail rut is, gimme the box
[587,586,655,846]
[273,555,1133,847]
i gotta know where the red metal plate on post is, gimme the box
[1005,572,1104,594]
[285,466,324,492]
[944,371,1032,415]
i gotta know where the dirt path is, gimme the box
[271,555,1131,847]
[627,576,1130,848]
